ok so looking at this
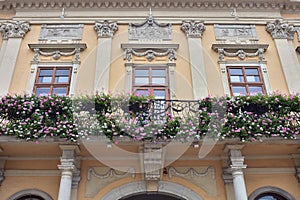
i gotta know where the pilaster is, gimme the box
[57,145,80,200]
[266,19,300,94]
[0,157,6,186]
[224,145,247,200]
[94,20,118,93]
[181,20,208,99]
[0,20,30,96]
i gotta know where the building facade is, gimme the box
[0,0,300,200]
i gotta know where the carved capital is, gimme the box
[181,20,205,38]
[94,20,118,38]
[0,21,30,39]
[266,19,295,40]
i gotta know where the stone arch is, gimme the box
[101,181,203,200]
[7,189,53,200]
[248,186,296,200]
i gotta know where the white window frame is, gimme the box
[220,62,272,96]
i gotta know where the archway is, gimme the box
[248,186,296,200]
[7,189,53,200]
[101,181,203,200]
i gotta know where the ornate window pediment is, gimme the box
[121,43,179,62]
[28,43,87,63]
[128,12,172,42]
[212,44,269,62]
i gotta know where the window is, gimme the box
[227,66,266,96]
[34,67,72,96]
[255,193,287,200]
[133,66,169,99]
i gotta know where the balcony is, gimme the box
[0,93,300,143]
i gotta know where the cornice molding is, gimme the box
[1,1,300,12]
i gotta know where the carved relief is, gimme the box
[214,24,258,44]
[39,24,83,41]
[86,167,135,198]
[129,12,171,41]
[94,20,118,38]
[266,19,295,40]
[168,166,217,196]
[0,21,30,39]
[181,20,205,38]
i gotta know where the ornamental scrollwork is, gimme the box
[94,20,118,38]
[0,20,30,39]
[181,20,205,38]
[266,19,295,40]
[217,48,266,61]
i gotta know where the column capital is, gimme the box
[266,19,295,40]
[0,20,30,39]
[94,20,118,38]
[181,20,205,38]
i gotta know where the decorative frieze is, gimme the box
[266,19,295,40]
[94,20,118,38]
[129,11,171,41]
[39,24,83,42]
[86,167,135,198]
[214,24,258,44]
[168,166,217,196]
[212,44,268,62]
[181,20,205,38]
[0,21,30,39]
[121,43,179,62]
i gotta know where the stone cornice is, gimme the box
[0,0,300,12]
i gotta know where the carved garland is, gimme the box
[87,167,135,181]
[217,48,266,61]
[33,48,81,61]
[123,48,176,62]
[168,166,215,179]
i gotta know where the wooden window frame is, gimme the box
[227,66,266,96]
[33,66,72,96]
[132,66,170,100]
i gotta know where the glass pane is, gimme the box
[55,76,69,83]
[154,90,166,99]
[152,77,166,85]
[53,87,67,96]
[36,87,50,96]
[249,86,263,94]
[56,69,70,76]
[135,77,149,85]
[39,69,53,76]
[135,69,149,76]
[152,69,166,76]
[232,86,246,96]
[247,75,261,82]
[245,68,259,75]
[38,77,52,83]
[136,89,149,97]
[229,68,243,75]
[230,75,244,82]
[258,196,277,200]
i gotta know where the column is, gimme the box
[57,145,80,200]
[0,21,30,96]
[0,157,6,186]
[222,159,235,200]
[266,19,300,93]
[181,20,208,99]
[225,145,247,200]
[93,20,118,93]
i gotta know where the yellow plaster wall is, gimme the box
[246,174,300,199]
[0,176,60,200]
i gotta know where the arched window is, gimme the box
[249,187,295,200]
[8,189,53,200]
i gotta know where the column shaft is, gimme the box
[232,170,248,200]
[58,170,73,200]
